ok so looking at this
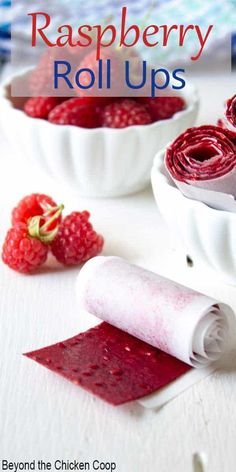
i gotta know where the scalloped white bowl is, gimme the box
[151,150,236,285]
[0,71,199,198]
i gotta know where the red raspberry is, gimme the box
[100,99,152,128]
[78,48,124,97]
[12,194,61,230]
[48,98,100,128]
[29,50,65,96]
[51,211,104,265]
[71,96,115,108]
[29,48,82,96]
[24,97,63,119]
[139,96,186,121]
[2,223,48,274]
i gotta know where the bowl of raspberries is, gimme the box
[0,64,199,197]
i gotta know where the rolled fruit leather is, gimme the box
[77,256,231,368]
[164,125,236,211]
[218,95,236,141]
[226,94,236,129]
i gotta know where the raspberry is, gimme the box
[29,50,64,96]
[78,48,123,96]
[139,96,186,121]
[29,48,80,95]
[100,99,152,128]
[12,194,61,231]
[29,39,98,95]
[48,98,100,128]
[24,97,63,119]
[51,211,104,265]
[2,223,48,274]
[72,96,115,108]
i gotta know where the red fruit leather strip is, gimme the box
[165,125,236,183]
[24,322,191,406]
[226,95,236,128]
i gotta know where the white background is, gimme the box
[1,71,236,472]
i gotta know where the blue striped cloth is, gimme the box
[1,0,236,64]
[0,0,172,64]
[0,0,11,63]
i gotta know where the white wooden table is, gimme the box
[1,71,236,472]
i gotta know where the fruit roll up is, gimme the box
[165,125,236,211]
[77,256,231,368]
[226,94,236,129]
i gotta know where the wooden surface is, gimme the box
[1,72,236,472]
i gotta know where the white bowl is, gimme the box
[151,150,236,285]
[0,71,199,198]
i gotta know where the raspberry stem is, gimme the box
[28,204,64,244]
[40,204,64,231]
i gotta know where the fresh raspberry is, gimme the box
[2,223,48,274]
[29,42,96,96]
[24,97,63,119]
[48,98,100,128]
[78,48,123,97]
[139,96,186,121]
[12,194,61,231]
[51,211,104,265]
[77,47,145,97]
[100,99,152,128]
[29,50,64,96]
[71,96,115,108]
[29,48,81,95]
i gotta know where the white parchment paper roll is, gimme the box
[77,256,231,368]
[174,169,236,212]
